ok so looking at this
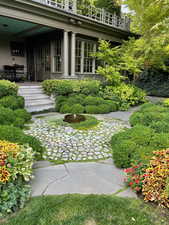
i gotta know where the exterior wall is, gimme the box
[0,37,27,71]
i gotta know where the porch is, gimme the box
[0,15,101,82]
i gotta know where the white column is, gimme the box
[63,30,69,77]
[71,32,76,77]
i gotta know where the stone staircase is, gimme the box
[18,85,55,113]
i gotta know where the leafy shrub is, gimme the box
[111,83,146,109]
[0,140,33,216]
[0,125,44,159]
[67,94,86,106]
[85,105,99,114]
[42,79,101,96]
[142,149,169,208]
[60,104,72,114]
[100,83,146,110]
[97,104,112,113]
[0,80,18,98]
[134,68,169,97]
[130,103,169,127]
[0,106,30,128]
[14,109,32,122]
[111,125,169,168]
[149,121,169,133]
[0,106,15,125]
[84,96,105,105]
[0,95,24,110]
[163,98,169,107]
[104,100,118,111]
[71,104,84,114]
[124,164,147,192]
[55,96,68,111]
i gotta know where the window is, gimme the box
[10,42,25,57]
[53,38,62,73]
[84,42,94,73]
[75,40,82,73]
[75,39,97,74]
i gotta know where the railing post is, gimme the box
[72,0,77,13]
[65,0,69,11]
[101,8,105,23]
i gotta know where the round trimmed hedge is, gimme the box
[56,95,118,114]
[111,125,169,168]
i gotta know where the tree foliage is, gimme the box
[96,0,169,82]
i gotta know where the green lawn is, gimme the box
[1,195,168,225]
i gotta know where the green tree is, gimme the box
[95,0,121,14]
[96,0,169,82]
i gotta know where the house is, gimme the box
[0,0,133,82]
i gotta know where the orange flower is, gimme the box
[0,167,10,183]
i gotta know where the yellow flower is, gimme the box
[0,167,10,183]
[0,140,20,154]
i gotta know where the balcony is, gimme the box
[32,0,130,31]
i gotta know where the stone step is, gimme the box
[25,99,54,107]
[26,104,55,113]
[19,89,44,95]
[23,94,51,101]
[19,85,55,113]
[19,86,42,89]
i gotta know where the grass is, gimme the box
[1,195,168,225]
[49,116,100,130]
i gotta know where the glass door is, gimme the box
[34,42,51,81]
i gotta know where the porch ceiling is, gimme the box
[0,16,54,37]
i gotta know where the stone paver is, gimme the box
[31,159,137,198]
[25,116,128,161]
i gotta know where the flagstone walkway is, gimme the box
[30,107,142,198]
[31,159,137,198]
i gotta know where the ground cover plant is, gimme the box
[0,140,34,218]
[50,115,100,130]
[1,195,168,225]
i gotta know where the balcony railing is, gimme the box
[32,0,130,31]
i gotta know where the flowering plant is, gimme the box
[124,163,147,192]
[142,149,169,208]
[0,140,34,216]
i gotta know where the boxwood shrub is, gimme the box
[56,95,119,114]
[130,103,169,128]
[0,95,24,110]
[0,106,31,128]
[111,125,169,168]
[0,80,18,98]
[42,79,101,96]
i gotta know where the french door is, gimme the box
[34,42,51,81]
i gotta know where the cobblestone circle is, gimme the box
[25,116,128,161]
